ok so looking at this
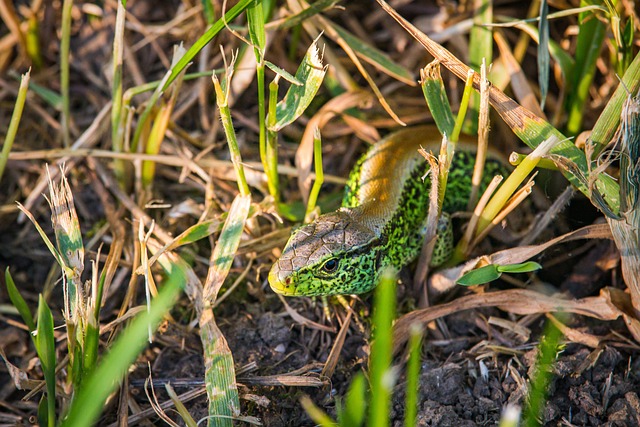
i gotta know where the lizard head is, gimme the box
[268,209,382,296]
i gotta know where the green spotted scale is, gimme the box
[268,125,508,297]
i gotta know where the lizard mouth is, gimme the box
[268,265,297,296]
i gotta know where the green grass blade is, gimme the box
[213,69,251,197]
[61,266,185,427]
[36,295,56,427]
[201,194,250,426]
[300,396,337,426]
[23,78,61,109]
[465,0,493,134]
[305,128,324,221]
[0,69,30,183]
[565,5,607,136]
[338,373,366,427]
[498,20,574,80]
[590,50,640,154]
[270,38,326,131]
[369,268,397,427]
[537,0,549,109]
[329,22,414,85]
[204,194,251,300]
[4,268,36,333]
[277,0,337,30]
[522,315,565,426]
[246,0,268,177]
[26,13,43,69]
[111,0,127,186]
[60,0,73,148]
[452,71,475,142]
[404,324,423,427]
[477,135,558,232]
[457,264,502,286]
[82,319,99,381]
[201,0,214,23]
[420,61,455,136]
[246,0,266,52]
[267,78,280,202]
[162,0,254,91]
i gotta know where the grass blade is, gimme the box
[246,0,268,178]
[0,69,30,183]
[606,93,640,315]
[537,0,549,109]
[60,0,73,148]
[338,373,366,427]
[304,128,323,222]
[329,22,414,85]
[201,194,250,426]
[300,396,337,426]
[270,38,327,131]
[590,50,640,154]
[213,60,251,197]
[404,324,423,427]
[369,268,397,427]
[420,61,455,136]
[465,0,493,133]
[565,6,606,136]
[522,315,565,426]
[111,0,127,186]
[5,268,36,333]
[35,295,56,427]
[61,266,185,427]
[162,0,253,91]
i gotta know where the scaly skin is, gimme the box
[269,126,508,296]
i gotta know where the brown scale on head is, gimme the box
[268,208,377,296]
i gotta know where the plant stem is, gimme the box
[0,70,30,183]
[60,0,73,148]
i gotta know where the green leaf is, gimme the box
[61,266,185,427]
[537,0,549,109]
[330,22,414,85]
[404,325,423,427]
[622,18,634,49]
[270,38,326,131]
[420,61,455,136]
[277,201,306,221]
[36,295,56,427]
[264,60,302,85]
[201,0,215,24]
[246,0,266,52]
[338,373,366,427]
[37,395,49,427]
[162,0,254,91]
[369,268,397,427]
[457,264,501,286]
[27,80,62,110]
[496,262,542,274]
[4,268,36,332]
[277,0,338,30]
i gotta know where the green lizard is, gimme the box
[269,125,508,296]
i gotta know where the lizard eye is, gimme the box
[321,258,338,273]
